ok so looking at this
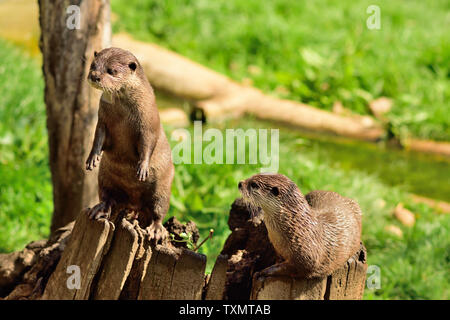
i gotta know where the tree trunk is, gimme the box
[38,0,111,234]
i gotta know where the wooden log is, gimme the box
[404,138,450,158]
[251,276,327,300]
[251,245,367,300]
[91,218,139,300]
[119,224,153,300]
[112,33,234,101]
[3,206,207,300]
[3,223,74,300]
[204,254,229,300]
[138,245,206,300]
[41,209,114,300]
[411,194,450,214]
[325,251,367,300]
[159,108,189,127]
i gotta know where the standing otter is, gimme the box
[238,173,362,278]
[86,47,174,241]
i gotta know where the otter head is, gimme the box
[87,47,140,94]
[238,173,303,218]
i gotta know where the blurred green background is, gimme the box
[0,0,449,299]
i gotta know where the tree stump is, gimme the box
[204,254,228,300]
[251,245,367,300]
[1,198,367,300]
[138,245,206,300]
[41,209,115,300]
[1,209,208,300]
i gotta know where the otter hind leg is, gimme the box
[87,201,113,220]
[256,261,300,279]
[87,187,128,221]
[142,174,173,242]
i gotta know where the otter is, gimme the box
[238,173,362,278]
[85,47,174,241]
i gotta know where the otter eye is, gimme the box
[128,62,137,71]
[90,62,96,70]
[107,68,114,75]
[250,182,259,189]
[271,186,280,196]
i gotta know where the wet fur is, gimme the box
[239,173,362,278]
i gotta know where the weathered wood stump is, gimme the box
[251,246,367,300]
[1,198,367,300]
[39,211,207,300]
[42,209,115,299]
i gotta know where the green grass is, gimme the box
[0,40,448,299]
[111,0,450,142]
[0,39,52,252]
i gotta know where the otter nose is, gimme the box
[238,181,243,189]
[89,71,100,82]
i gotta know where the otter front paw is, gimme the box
[87,202,111,220]
[146,222,168,242]
[137,161,149,181]
[86,152,101,170]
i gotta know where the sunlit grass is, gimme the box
[112,0,450,141]
[0,39,448,299]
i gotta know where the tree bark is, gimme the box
[38,0,111,234]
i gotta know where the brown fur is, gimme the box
[86,47,174,240]
[239,173,362,278]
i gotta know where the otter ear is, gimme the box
[128,62,137,71]
[94,51,98,57]
[271,186,280,196]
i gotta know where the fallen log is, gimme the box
[112,33,384,142]
[410,194,450,214]
[159,108,189,127]
[404,138,450,158]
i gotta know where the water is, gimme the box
[303,136,450,202]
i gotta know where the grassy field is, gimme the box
[0,40,52,252]
[111,0,450,142]
[0,39,448,299]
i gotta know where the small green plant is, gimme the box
[169,229,215,252]
[169,231,196,250]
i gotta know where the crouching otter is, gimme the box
[239,173,362,278]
